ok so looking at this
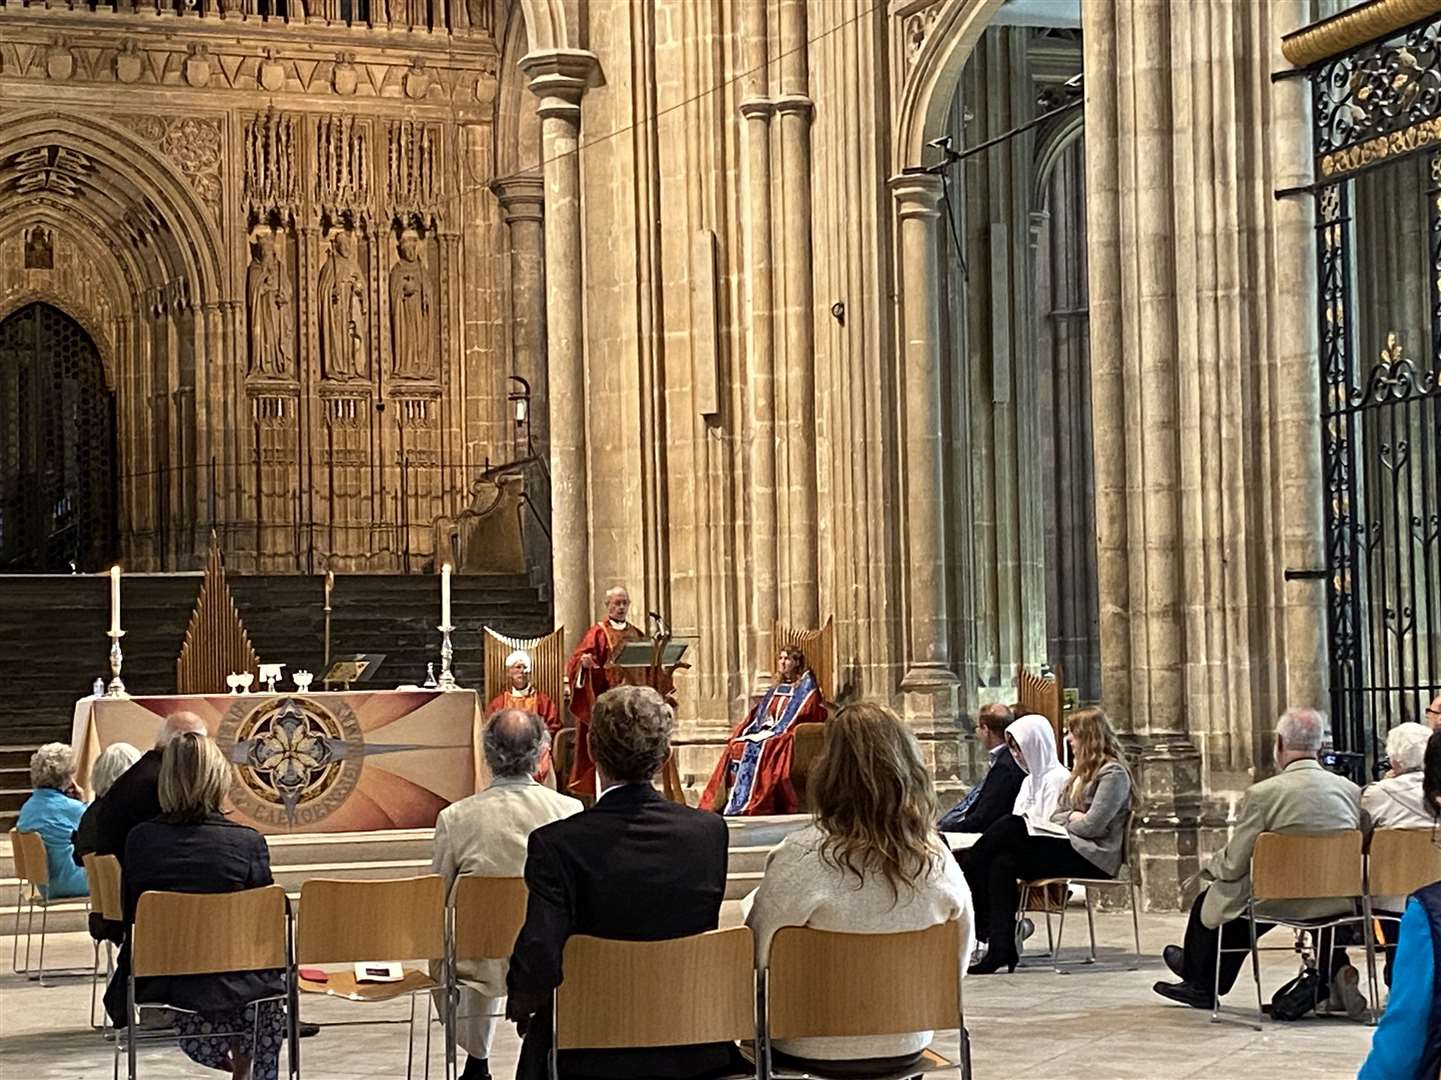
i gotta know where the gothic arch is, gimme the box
[514,0,579,52]
[1033,110,1086,208]
[893,0,1007,172]
[0,111,224,305]
[497,0,545,177]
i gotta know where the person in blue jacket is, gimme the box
[1357,727,1441,1080]
[15,742,89,898]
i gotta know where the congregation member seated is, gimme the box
[71,741,142,866]
[15,743,89,899]
[1357,727,1441,1080]
[701,644,827,815]
[506,685,743,1080]
[94,711,208,861]
[1152,707,1365,1015]
[963,708,1130,975]
[1427,692,1441,729]
[432,708,582,1080]
[1363,721,1435,959]
[937,703,1023,835]
[105,731,286,1080]
[746,702,974,1076]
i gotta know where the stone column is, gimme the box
[739,0,778,686]
[890,171,960,715]
[491,174,549,453]
[776,0,819,628]
[520,48,598,650]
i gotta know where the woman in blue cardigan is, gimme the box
[15,743,88,899]
[1357,728,1441,1080]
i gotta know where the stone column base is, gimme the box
[1125,734,1204,912]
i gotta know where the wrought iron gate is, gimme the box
[1305,15,1441,769]
[0,302,117,572]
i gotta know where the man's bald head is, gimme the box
[483,707,548,779]
[157,711,208,747]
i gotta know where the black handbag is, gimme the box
[1270,966,1325,1021]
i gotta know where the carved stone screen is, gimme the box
[0,302,117,572]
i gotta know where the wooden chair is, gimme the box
[774,616,836,702]
[1016,664,1063,758]
[444,876,528,1080]
[482,626,567,708]
[1018,820,1142,974]
[789,722,828,812]
[296,875,447,1079]
[1365,827,1441,909]
[119,885,292,1080]
[82,853,123,1029]
[551,927,757,1079]
[10,828,85,984]
[1214,830,1372,1028]
[762,921,971,1079]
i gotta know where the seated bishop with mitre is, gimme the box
[702,645,827,816]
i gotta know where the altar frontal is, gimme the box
[70,690,482,833]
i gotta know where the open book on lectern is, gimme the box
[610,639,693,669]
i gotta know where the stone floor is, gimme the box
[0,909,1378,1079]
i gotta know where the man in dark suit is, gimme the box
[93,711,207,862]
[938,704,1024,836]
[507,685,740,1080]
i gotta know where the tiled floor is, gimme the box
[0,908,1378,1079]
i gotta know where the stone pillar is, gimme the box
[890,171,960,717]
[520,48,598,649]
[491,174,549,453]
[740,0,778,685]
[776,0,819,628]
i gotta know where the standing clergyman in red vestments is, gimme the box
[701,645,827,815]
[564,586,646,794]
[486,648,561,785]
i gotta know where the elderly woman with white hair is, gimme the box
[71,742,143,867]
[15,742,89,898]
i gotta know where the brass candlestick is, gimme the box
[105,629,128,697]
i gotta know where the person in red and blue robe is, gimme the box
[701,646,826,816]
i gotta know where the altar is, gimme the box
[70,689,484,834]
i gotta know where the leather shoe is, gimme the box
[298,1022,320,1039]
[1162,945,1185,980]
[1152,980,1215,1010]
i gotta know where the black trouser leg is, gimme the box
[960,815,1027,942]
[1179,890,1276,996]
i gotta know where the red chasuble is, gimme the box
[564,620,645,794]
[484,688,561,737]
[701,671,826,816]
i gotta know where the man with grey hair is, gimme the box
[507,686,738,1079]
[431,708,582,1080]
[1154,707,1363,1014]
[94,711,208,862]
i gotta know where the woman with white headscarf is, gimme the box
[962,709,1132,974]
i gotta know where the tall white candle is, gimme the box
[441,562,452,628]
[109,565,121,635]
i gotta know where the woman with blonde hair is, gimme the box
[104,732,285,1080]
[964,706,1131,974]
[746,702,974,1074]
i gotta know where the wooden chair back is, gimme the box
[297,876,446,965]
[483,626,567,709]
[774,616,835,702]
[82,853,123,920]
[556,927,754,1050]
[452,876,528,962]
[1251,831,1363,902]
[132,885,287,978]
[13,830,47,888]
[789,722,828,812]
[766,921,961,1039]
[1017,664,1063,755]
[1368,828,1441,900]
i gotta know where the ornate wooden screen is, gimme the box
[482,626,566,711]
[1292,11,1441,773]
[774,615,836,702]
[176,535,260,693]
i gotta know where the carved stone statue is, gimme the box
[246,227,293,378]
[389,229,433,380]
[318,229,366,381]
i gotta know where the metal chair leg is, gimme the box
[1052,888,1070,974]
[423,990,433,1080]
[11,882,23,973]
[406,993,417,1080]
[36,900,49,986]
[23,893,36,976]
[1210,929,1224,1024]
[1084,889,1098,963]
[1129,880,1143,971]
[90,939,102,1030]
[1248,911,1264,1029]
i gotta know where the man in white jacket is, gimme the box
[431,708,583,1080]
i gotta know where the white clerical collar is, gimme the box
[509,685,534,697]
[596,781,627,802]
[607,619,628,630]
